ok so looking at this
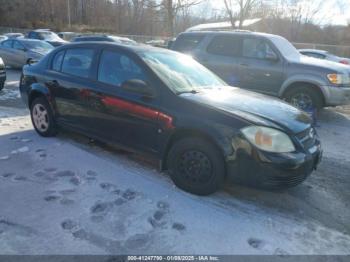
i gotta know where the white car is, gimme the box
[299,49,350,65]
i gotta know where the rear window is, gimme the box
[172,35,204,52]
[61,48,94,78]
[2,40,13,48]
[207,35,241,56]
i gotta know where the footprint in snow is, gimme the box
[1,172,15,178]
[248,238,265,249]
[0,155,10,161]
[11,146,29,154]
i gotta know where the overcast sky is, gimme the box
[197,0,350,26]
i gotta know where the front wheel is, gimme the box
[284,86,323,110]
[167,137,225,196]
[30,97,57,137]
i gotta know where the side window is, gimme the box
[207,35,240,56]
[51,51,65,71]
[13,41,25,50]
[2,40,13,48]
[243,38,276,60]
[98,50,146,86]
[61,48,94,78]
[173,35,204,52]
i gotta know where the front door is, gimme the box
[91,48,161,154]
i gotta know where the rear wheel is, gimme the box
[30,97,57,137]
[284,86,323,110]
[167,137,225,196]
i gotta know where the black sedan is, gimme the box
[0,56,6,90]
[19,42,322,195]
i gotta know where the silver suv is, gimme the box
[171,31,350,109]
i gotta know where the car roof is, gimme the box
[55,41,162,53]
[16,38,47,43]
[298,49,328,54]
[177,30,280,39]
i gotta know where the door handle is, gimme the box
[240,63,249,67]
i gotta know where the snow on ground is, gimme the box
[0,70,350,255]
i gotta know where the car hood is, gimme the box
[179,87,311,134]
[295,55,350,72]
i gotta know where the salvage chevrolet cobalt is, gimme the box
[19,42,322,195]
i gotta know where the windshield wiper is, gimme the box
[176,89,200,95]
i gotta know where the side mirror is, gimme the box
[266,52,279,62]
[121,79,155,98]
[26,58,38,65]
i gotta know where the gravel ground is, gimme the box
[0,70,349,255]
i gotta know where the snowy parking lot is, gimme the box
[1,70,350,255]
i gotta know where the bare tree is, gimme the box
[223,0,259,29]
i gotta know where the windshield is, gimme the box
[270,36,300,59]
[38,32,62,41]
[23,40,54,53]
[140,51,226,94]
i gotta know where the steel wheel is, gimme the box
[177,150,213,186]
[32,104,49,132]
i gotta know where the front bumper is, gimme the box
[227,138,322,189]
[323,85,350,106]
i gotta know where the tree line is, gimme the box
[0,0,350,47]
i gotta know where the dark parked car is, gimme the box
[72,35,136,45]
[0,56,5,90]
[171,31,350,110]
[19,42,322,195]
[27,30,67,47]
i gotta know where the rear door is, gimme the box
[238,36,285,95]
[200,34,242,86]
[45,47,99,133]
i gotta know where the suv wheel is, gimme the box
[30,97,57,137]
[167,137,225,196]
[285,86,323,110]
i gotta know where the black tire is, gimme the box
[284,86,323,110]
[167,137,225,196]
[30,97,57,137]
[0,81,4,91]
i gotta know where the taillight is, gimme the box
[340,60,349,65]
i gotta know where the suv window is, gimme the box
[173,35,204,52]
[2,40,13,48]
[52,50,65,71]
[61,48,94,78]
[98,50,146,86]
[243,38,277,60]
[28,32,38,39]
[207,35,240,56]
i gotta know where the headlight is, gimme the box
[241,126,295,153]
[327,73,350,85]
